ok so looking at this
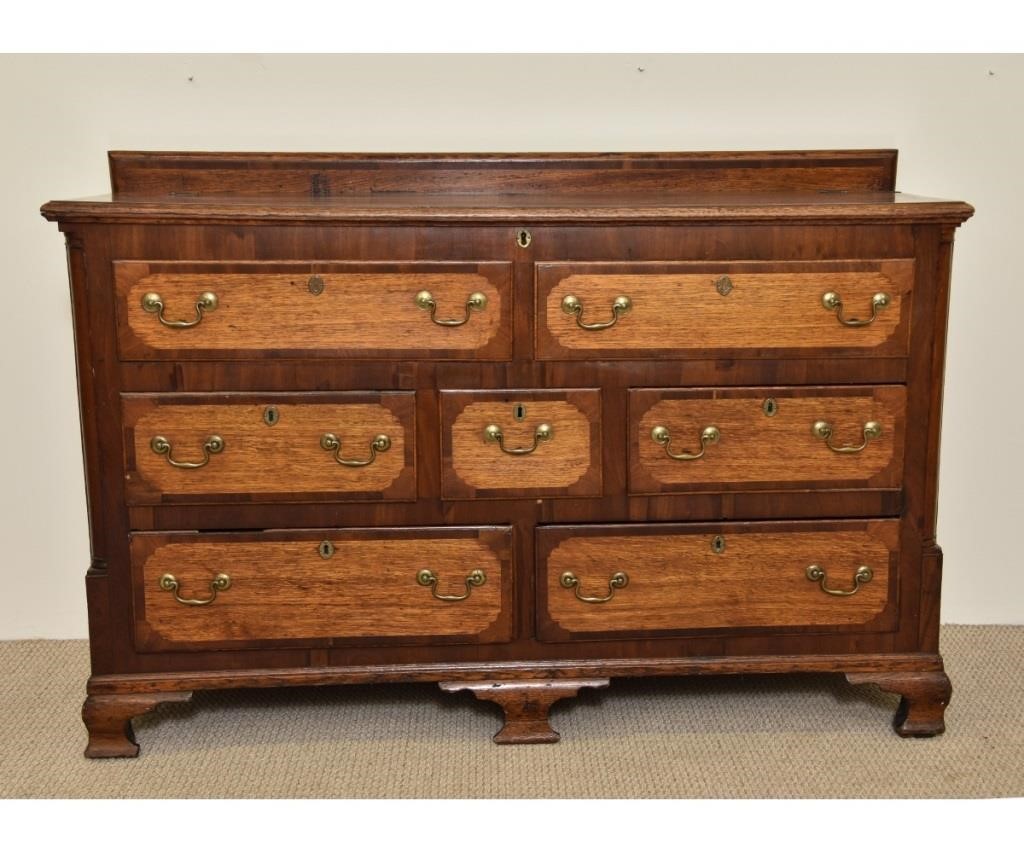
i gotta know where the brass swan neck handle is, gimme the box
[141,291,218,328]
[483,423,553,456]
[650,425,720,461]
[159,573,231,606]
[320,433,392,467]
[560,571,629,604]
[561,294,632,330]
[149,435,224,469]
[812,420,881,454]
[415,290,488,327]
[821,291,890,327]
[805,564,873,596]
[417,569,487,602]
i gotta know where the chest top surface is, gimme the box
[41,149,973,226]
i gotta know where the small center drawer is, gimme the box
[537,520,898,641]
[122,392,416,504]
[114,261,513,360]
[440,389,602,499]
[132,526,513,651]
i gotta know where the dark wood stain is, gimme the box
[41,150,972,755]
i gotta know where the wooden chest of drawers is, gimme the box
[42,150,973,756]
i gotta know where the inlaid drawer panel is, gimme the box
[440,389,602,499]
[115,261,512,360]
[538,520,898,641]
[536,260,913,360]
[132,526,513,651]
[630,386,906,493]
[122,392,416,504]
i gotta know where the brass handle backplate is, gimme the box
[805,564,873,596]
[415,290,488,326]
[560,571,629,604]
[141,291,218,328]
[821,291,890,327]
[417,568,487,601]
[150,435,224,469]
[159,572,231,606]
[320,433,391,467]
[561,294,632,330]
[650,425,720,461]
[483,423,553,455]
[812,420,882,454]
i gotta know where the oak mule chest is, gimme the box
[42,151,973,757]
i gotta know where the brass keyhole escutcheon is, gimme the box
[762,398,778,417]
[263,406,280,426]
[318,540,335,559]
[516,228,532,248]
[711,535,726,554]
[308,275,325,295]
[513,404,527,422]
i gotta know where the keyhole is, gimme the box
[513,403,526,421]
[711,535,726,554]
[263,406,280,426]
[762,398,778,417]
[516,229,532,248]
[318,540,335,559]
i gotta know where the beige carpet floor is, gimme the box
[1,625,1021,798]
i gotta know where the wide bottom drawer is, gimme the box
[132,527,513,651]
[537,520,898,641]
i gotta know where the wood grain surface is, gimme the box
[105,150,900,196]
[442,390,602,498]
[439,678,610,744]
[42,194,975,227]
[630,386,906,492]
[82,692,193,758]
[846,670,953,737]
[122,393,415,503]
[133,527,513,649]
[115,261,512,359]
[537,260,913,359]
[40,151,974,753]
[540,521,897,638]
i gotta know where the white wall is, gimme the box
[0,54,1020,638]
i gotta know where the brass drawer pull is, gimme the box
[320,433,392,467]
[812,420,881,453]
[159,572,231,606]
[805,564,873,596]
[149,435,224,469]
[821,291,890,327]
[651,425,720,461]
[561,294,632,330]
[415,290,488,326]
[560,571,629,604]
[141,291,218,328]
[483,422,552,455]
[417,568,487,602]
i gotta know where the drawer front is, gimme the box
[536,260,913,359]
[115,261,512,360]
[441,389,602,498]
[538,520,898,641]
[133,527,513,650]
[630,386,905,493]
[123,393,416,504]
